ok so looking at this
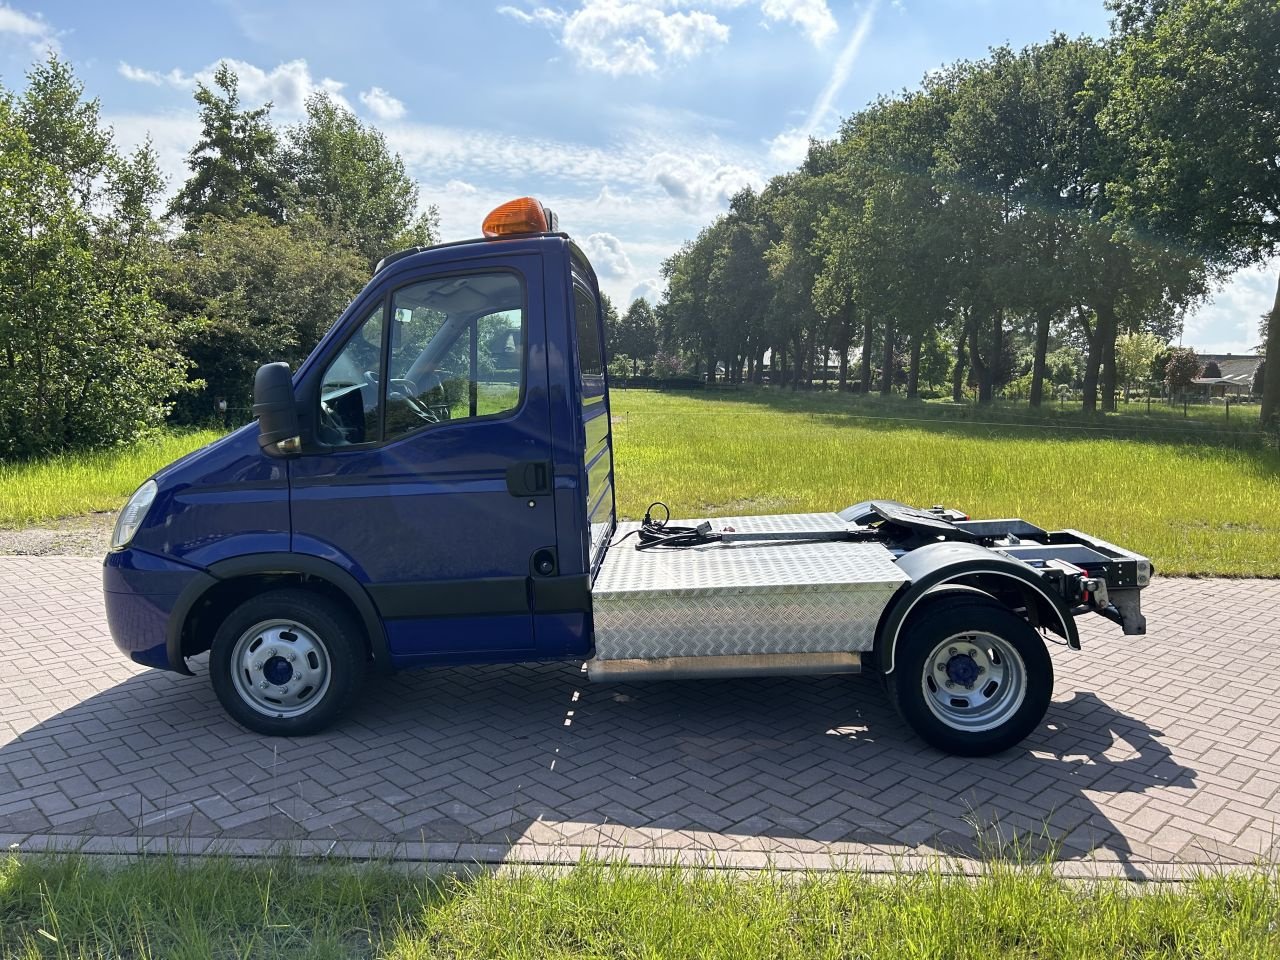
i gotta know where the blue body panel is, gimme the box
[102,234,615,674]
[103,549,208,669]
[131,423,291,566]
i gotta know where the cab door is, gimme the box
[289,253,557,665]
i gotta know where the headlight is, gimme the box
[111,480,158,552]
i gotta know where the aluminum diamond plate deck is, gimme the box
[703,512,851,541]
[593,515,909,661]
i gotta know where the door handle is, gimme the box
[506,460,552,497]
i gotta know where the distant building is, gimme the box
[1189,353,1261,398]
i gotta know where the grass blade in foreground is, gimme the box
[1,855,1278,959]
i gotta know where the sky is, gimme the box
[1,0,1272,354]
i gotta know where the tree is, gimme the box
[1254,360,1266,397]
[940,39,1100,407]
[283,93,437,268]
[1046,346,1085,388]
[1163,346,1200,395]
[661,222,722,379]
[765,164,830,389]
[0,58,189,456]
[618,298,659,376]
[160,215,366,421]
[169,63,286,224]
[600,292,620,356]
[1103,0,1280,425]
[1115,331,1163,399]
[1201,359,1222,379]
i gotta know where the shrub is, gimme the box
[0,59,189,457]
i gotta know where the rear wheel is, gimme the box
[210,588,366,736]
[885,598,1052,756]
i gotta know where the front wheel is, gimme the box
[210,588,367,736]
[885,598,1052,756]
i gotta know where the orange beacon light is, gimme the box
[482,197,559,238]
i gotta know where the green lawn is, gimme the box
[2,389,1277,576]
[610,390,1280,577]
[1,855,1277,959]
[0,430,223,527]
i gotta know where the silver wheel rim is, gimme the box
[229,618,332,719]
[921,630,1026,733]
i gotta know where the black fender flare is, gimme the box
[165,553,391,675]
[875,541,1078,675]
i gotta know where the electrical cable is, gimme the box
[609,501,723,551]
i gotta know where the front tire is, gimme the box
[210,588,366,736]
[886,597,1052,756]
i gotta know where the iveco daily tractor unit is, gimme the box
[104,197,1152,756]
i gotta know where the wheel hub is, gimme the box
[921,631,1027,733]
[945,653,980,687]
[262,656,293,686]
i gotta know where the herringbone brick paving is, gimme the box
[1,556,1277,874]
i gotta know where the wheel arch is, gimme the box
[166,554,391,675]
[875,541,1078,675]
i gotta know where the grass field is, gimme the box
[0,430,223,527]
[1,855,1277,959]
[610,390,1280,577]
[2,389,1277,576]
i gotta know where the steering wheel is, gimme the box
[387,378,441,424]
[318,399,350,444]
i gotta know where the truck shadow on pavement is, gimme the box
[0,659,1197,876]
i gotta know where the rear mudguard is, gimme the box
[876,541,1078,675]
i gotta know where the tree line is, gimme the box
[653,0,1279,422]
[2,0,1275,459]
[0,58,435,458]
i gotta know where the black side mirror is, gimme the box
[252,362,301,455]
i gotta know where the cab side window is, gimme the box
[318,303,383,445]
[573,283,604,380]
[384,272,524,442]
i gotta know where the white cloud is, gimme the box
[583,232,634,277]
[768,127,812,167]
[629,277,665,303]
[359,86,406,121]
[385,121,762,217]
[769,0,876,166]
[1183,261,1275,355]
[118,62,187,86]
[0,3,59,56]
[759,0,837,45]
[118,57,349,115]
[496,4,564,26]
[105,111,202,201]
[647,149,761,211]
[499,0,837,74]
[559,3,730,76]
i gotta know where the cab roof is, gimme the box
[373,232,597,287]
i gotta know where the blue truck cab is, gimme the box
[104,197,1153,756]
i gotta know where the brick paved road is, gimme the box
[2,556,1278,876]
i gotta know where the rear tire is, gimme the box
[885,597,1052,756]
[210,588,366,737]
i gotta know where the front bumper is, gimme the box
[103,549,209,671]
